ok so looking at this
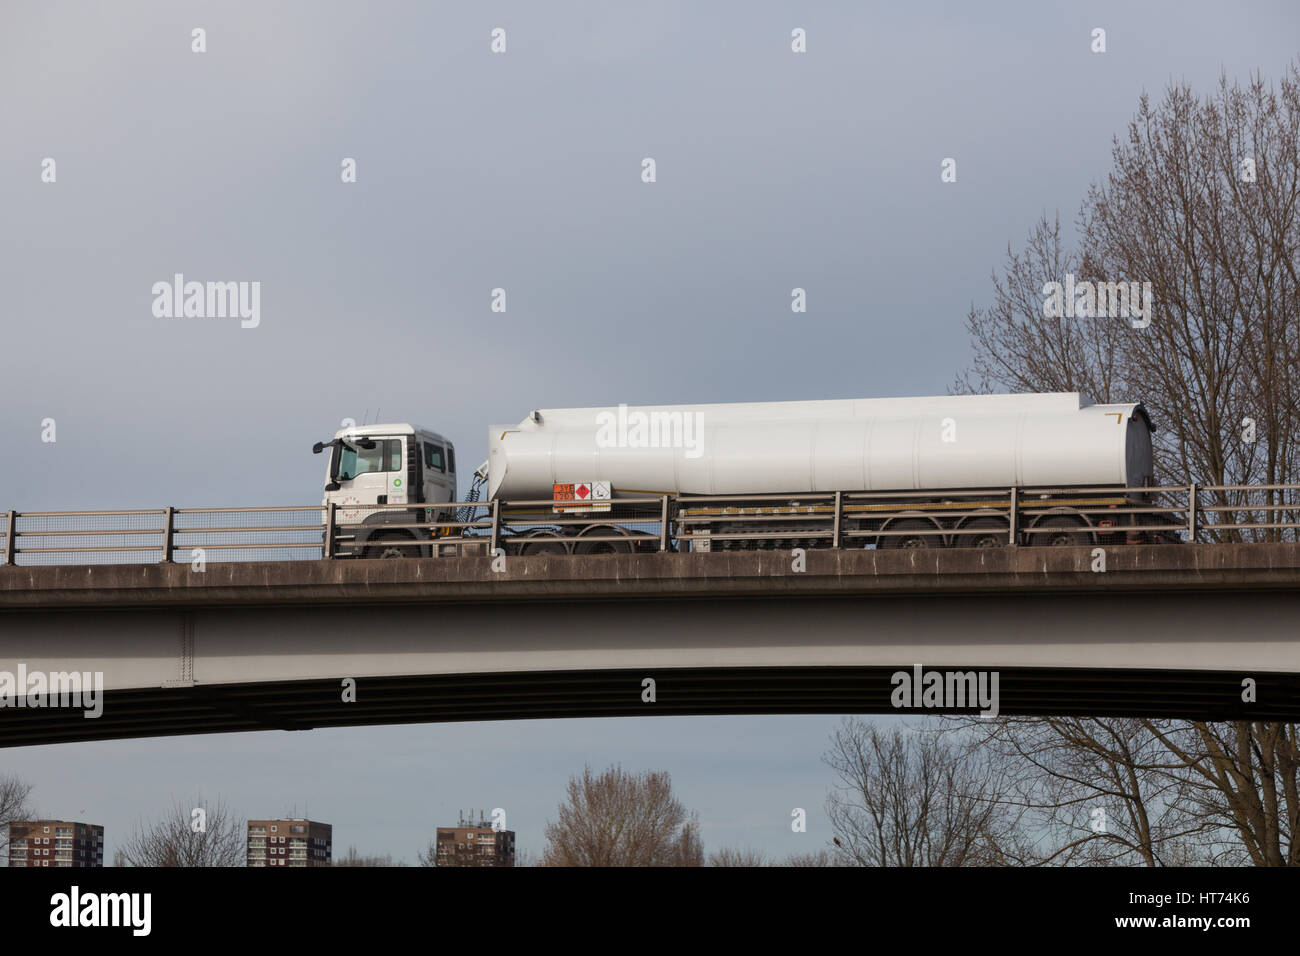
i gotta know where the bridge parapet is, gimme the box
[3,543,1300,609]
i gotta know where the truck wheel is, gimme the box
[574,526,633,555]
[957,517,1007,549]
[365,533,419,559]
[519,532,569,556]
[1033,516,1091,547]
[879,519,940,549]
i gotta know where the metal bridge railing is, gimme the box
[4,484,1300,566]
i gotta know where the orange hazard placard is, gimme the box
[553,483,575,501]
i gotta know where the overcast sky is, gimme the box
[2,1,1297,863]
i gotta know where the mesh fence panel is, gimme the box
[173,508,325,563]
[5,487,1300,565]
[6,508,324,566]
[11,511,165,566]
[1197,486,1300,543]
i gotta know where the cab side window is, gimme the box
[338,439,403,480]
[446,446,456,473]
[424,442,445,473]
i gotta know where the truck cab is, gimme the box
[314,424,457,556]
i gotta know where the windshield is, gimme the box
[337,439,401,481]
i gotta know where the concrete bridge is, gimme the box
[1,544,1298,747]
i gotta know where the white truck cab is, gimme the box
[313,424,458,556]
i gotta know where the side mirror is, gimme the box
[325,481,341,492]
[312,442,326,455]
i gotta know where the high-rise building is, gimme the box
[7,821,104,868]
[247,819,332,867]
[435,811,516,867]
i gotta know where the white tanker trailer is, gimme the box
[315,392,1171,557]
[487,392,1153,499]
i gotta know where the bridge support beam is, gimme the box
[1,586,1298,746]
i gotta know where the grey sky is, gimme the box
[2,1,1297,862]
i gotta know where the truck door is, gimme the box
[386,437,408,504]
[421,440,451,503]
[334,437,405,520]
[445,443,457,501]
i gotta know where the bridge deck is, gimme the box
[3,545,1298,747]
[2,543,1300,608]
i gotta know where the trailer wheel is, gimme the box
[1033,516,1091,547]
[879,519,940,549]
[365,532,420,559]
[573,526,633,555]
[957,517,1007,549]
[519,531,570,556]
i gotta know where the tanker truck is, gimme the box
[312,392,1176,558]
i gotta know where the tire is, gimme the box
[573,526,633,555]
[519,531,570,556]
[879,518,941,549]
[957,517,1007,549]
[364,532,421,559]
[1032,516,1091,547]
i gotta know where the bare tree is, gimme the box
[707,846,841,866]
[954,211,1124,403]
[939,716,1296,866]
[415,839,437,867]
[334,846,403,867]
[957,66,1300,537]
[824,719,1032,866]
[0,773,35,860]
[1147,720,1296,866]
[942,716,1235,865]
[953,66,1300,867]
[541,764,703,867]
[114,795,245,867]
[708,846,768,866]
[781,849,839,867]
[514,847,538,867]
[1081,70,1300,532]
